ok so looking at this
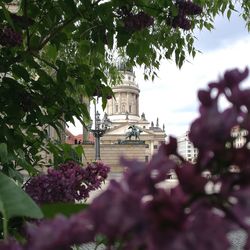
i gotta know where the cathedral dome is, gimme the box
[105,70,140,123]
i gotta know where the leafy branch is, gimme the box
[37,16,79,51]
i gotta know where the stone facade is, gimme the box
[82,144,148,172]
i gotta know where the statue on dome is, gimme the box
[141,112,146,120]
[156,117,159,127]
[116,59,133,73]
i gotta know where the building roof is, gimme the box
[65,130,94,144]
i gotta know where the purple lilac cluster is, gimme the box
[169,0,202,30]
[0,27,22,47]
[122,11,154,32]
[0,238,23,250]
[24,161,110,204]
[2,67,250,249]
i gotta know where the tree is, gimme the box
[0,0,249,174]
[0,0,250,248]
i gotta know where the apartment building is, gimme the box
[177,131,198,163]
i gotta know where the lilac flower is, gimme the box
[176,0,203,16]
[172,203,231,250]
[0,239,23,250]
[123,12,154,32]
[190,68,249,172]
[175,162,207,194]
[24,161,110,204]
[0,27,22,47]
[168,0,202,30]
[25,213,94,250]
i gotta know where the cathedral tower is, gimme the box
[105,68,140,123]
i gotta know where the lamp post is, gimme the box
[88,99,111,161]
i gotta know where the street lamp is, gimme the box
[88,99,111,161]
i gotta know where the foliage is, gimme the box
[0,172,43,239]
[4,67,250,250]
[0,0,250,249]
[0,0,249,175]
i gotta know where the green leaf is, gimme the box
[0,172,43,237]
[0,143,8,164]
[0,2,15,30]
[41,202,88,218]
[30,35,42,50]
[126,43,138,58]
[116,27,132,48]
[46,44,58,62]
[227,9,232,19]
[204,22,214,31]
[12,65,30,82]
[63,0,78,14]
[0,172,43,220]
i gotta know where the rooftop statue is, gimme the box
[116,60,133,73]
[141,112,146,120]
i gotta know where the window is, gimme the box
[145,156,149,162]
[115,104,118,113]
[129,105,132,113]
[154,145,158,149]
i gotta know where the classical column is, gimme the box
[127,92,129,113]
[136,94,139,116]
[119,92,122,114]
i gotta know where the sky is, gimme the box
[68,10,250,137]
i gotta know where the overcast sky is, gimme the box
[68,10,250,137]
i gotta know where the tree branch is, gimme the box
[31,53,58,71]
[36,16,78,51]
[23,0,30,49]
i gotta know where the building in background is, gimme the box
[231,126,248,148]
[102,67,166,156]
[177,131,198,163]
[66,130,94,145]
[74,67,166,171]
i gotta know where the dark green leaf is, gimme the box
[117,28,132,48]
[0,2,15,29]
[46,44,58,62]
[12,65,30,82]
[0,143,8,164]
[41,202,88,218]
[0,172,43,220]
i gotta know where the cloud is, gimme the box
[194,6,249,51]
[137,36,250,137]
